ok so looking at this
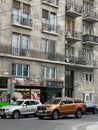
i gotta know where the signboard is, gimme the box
[46,80,63,88]
[8,78,43,86]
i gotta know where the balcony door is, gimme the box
[65,70,74,97]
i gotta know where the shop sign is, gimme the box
[8,78,43,86]
[47,80,63,88]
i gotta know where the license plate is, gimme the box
[38,110,43,113]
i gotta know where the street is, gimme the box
[0,114,98,130]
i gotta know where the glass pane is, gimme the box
[12,34,19,54]
[23,65,28,76]
[51,68,55,78]
[22,35,29,50]
[41,39,47,52]
[12,8,19,22]
[46,68,49,78]
[17,64,22,76]
[12,64,16,75]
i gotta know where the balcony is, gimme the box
[66,3,82,18]
[0,45,64,62]
[65,30,82,42]
[65,56,97,69]
[42,0,59,8]
[82,34,98,46]
[12,15,32,29]
[83,11,98,23]
[42,23,58,35]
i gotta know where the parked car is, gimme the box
[85,105,98,114]
[0,99,42,119]
[37,97,86,120]
[73,98,98,114]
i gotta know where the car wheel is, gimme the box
[93,109,98,114]
[52,110,59,120]
[75,109,82,118]
[12,111,20,119]
[38,116,44,119]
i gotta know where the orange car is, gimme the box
[37,97,86,119]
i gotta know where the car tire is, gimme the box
[52,110,59,120]
[75,109,82,118]
[38,116,44,119]
[12,110,20,119]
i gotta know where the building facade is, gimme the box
[0,0,98,105]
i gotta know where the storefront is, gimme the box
[0,77,63,105]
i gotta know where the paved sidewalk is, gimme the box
[87,125,98,130]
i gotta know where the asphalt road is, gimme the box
[0,114,98,130]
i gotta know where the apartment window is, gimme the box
[42,67,56,78]
[41,39,55,57]
[83,1,94,13]
[22,35,29,50]
[12,0,20,22]
[12,63,29,76]
[83,93,93,102]
[42,10,57,32]
[12,33,20,55]
[50,13,56,31]
[42,10,48,24]
[23,4,30,19]
[82,72,93,82]
[83,23,94,35]
[41,39,48,53]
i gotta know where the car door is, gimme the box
[21,101,31,115]
[30,101,40,114]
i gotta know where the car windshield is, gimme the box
[11,101,24,106]
[46,98,61,104]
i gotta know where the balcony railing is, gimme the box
[83,11,98,23]
[42,23,58,34]
[65,56,97,68]
[82,34,98,46]
[66,3,82,17]
[65,30,82,42]
[42,0,59,6]
[12,14,32,28]
[0,45,64,62]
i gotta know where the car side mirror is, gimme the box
[23,104,27,107]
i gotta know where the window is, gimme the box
[83,23,94,35]
[82,72,93,82]
[50,13,56,31]
[41,39,48,53]
[23,4,30,19]
[42,10,48,24]
[42,10,57,32]
[12,33,20,55]
[41,39,55,55]
[83,93,93,102]
[12,63,29,76]
[42,67,56,78]
[12,0,20,22]
[22,35,29,50]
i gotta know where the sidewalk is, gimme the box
[87,125,98,130]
